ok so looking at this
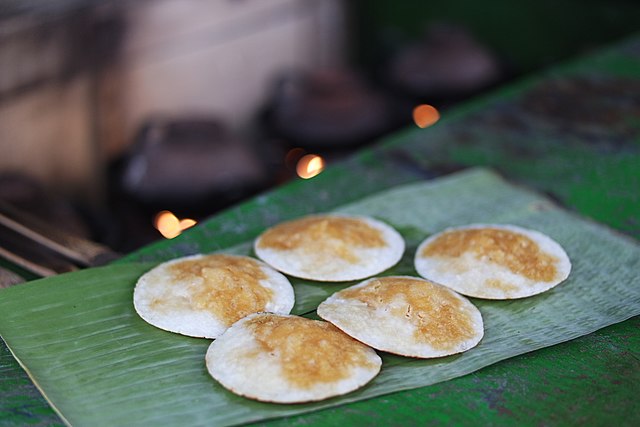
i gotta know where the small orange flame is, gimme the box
[413,104,440,128]
[154,210,197,239]
[296,154,325,179]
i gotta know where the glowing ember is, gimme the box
[154,210,197,239]
[179,218,197,230]
[296,154,325,179]
[413,104,440,128]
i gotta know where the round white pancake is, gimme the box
[206,313,381,403]
[133,254,294,338]
[317,276,484,358]
[414,224,572,299]
[254,214,405,282]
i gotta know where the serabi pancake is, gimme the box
[205,313,381,403]
[254,214,405,282]
[133,254,294,338]
[414,224,572,299]
[317,276,484,358]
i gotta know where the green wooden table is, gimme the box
[2,33,639,426]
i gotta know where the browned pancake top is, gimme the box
[257,216,385,263]
[339,277,477,350]
[421,228,558,282]
[248,314,376,389]
[166,255,273,326]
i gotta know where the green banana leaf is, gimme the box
[1,168,638,426]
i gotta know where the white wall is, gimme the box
[116,0,347,152]
[0,0,347,198]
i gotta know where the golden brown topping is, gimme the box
[340,277,476,350]
[421,228,558,282]
[257,216,386,264]
[248,314,375,389]
[167,255,273,326]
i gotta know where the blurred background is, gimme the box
[1,0,639,258]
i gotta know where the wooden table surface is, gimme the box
[2,33,639,426]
